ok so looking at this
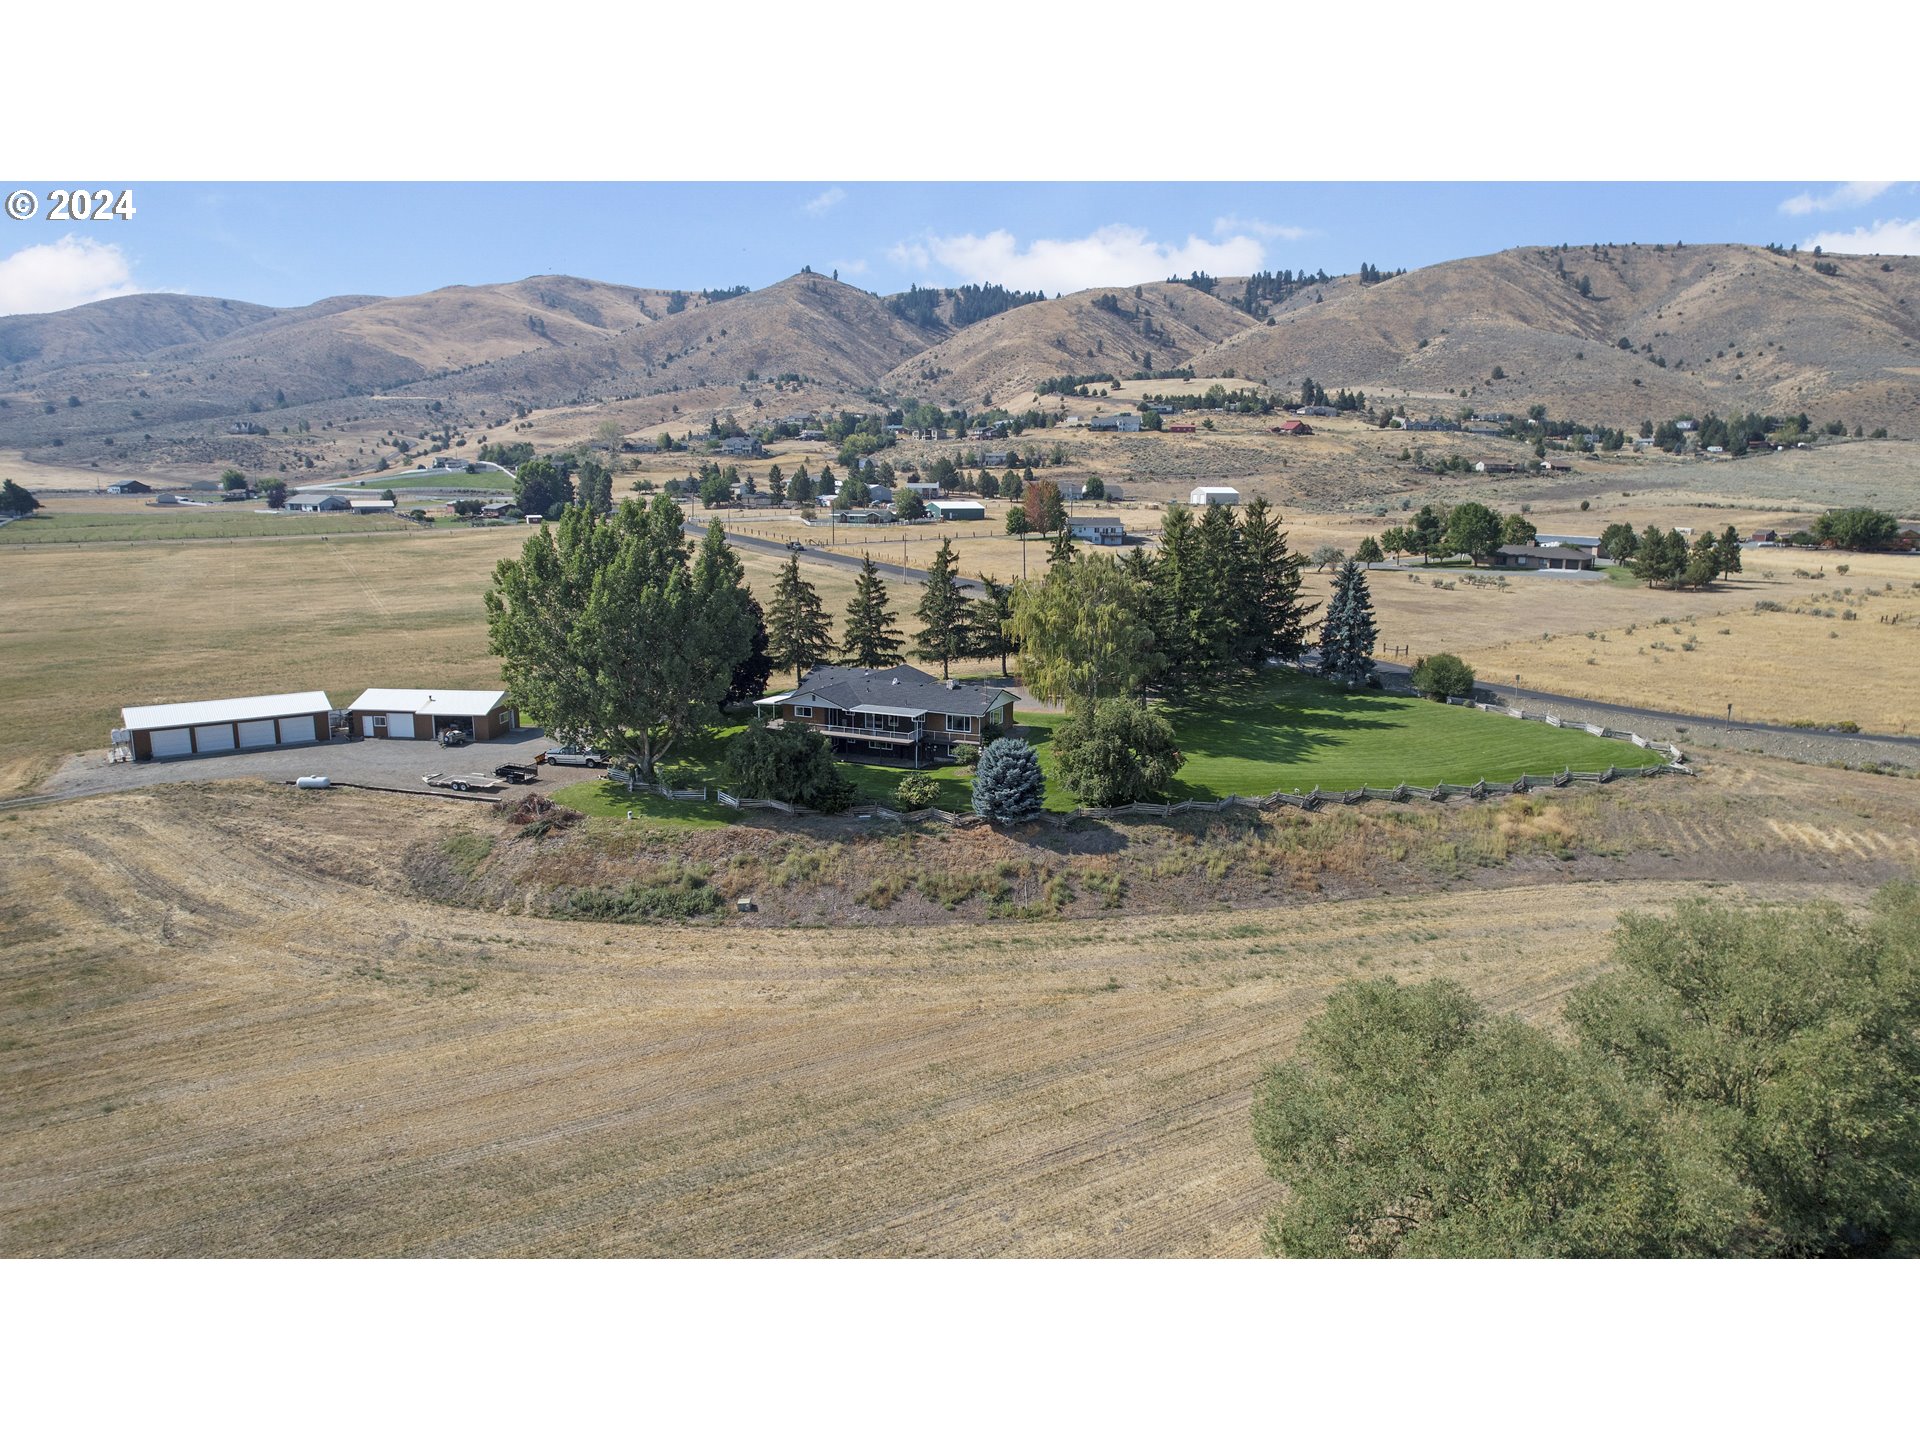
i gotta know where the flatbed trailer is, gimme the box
[422,772,503,792]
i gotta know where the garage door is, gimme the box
[387,713,416,738]
[237,719,277,748]
[193,724,236,753]
[279,715,317,744]
[150,728,193,758]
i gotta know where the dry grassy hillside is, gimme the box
[880,281,1258,406]
[1189,244,1920,433]
[427,273,930,411]
[0,293,281,371]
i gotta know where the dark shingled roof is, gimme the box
[778,664,1014,718]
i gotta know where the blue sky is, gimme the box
[1,181,1915,317]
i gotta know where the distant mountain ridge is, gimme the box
[4,243,1917,467]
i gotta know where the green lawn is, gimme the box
[1155,673,1650,796]
[351,471,515,492]
[551,672,1654,827]
[0,509,417,544]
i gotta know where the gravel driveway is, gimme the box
[21,729,569,807]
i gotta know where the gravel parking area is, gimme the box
[24,729,571,806]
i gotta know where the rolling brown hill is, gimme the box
[0,292,282,372]
[879,281,1259,406]
[4,245,1918,479]
[1186,243,1920,432]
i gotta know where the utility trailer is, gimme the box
[422,772,503,793]
[493,763,539,784]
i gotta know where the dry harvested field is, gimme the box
[3,757,1914,1258]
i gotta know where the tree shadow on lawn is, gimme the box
[1162,674,1402,797]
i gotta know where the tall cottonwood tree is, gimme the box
[1007,552,1158,708]
[485,496,751,779]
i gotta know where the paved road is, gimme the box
[686,519,995,594]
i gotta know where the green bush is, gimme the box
[1052,698,1183,807]
[893,773,942,810]
[560,877,722,921]
[720,723,854,813]
[1409,652,1476,700]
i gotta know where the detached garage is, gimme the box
[120,692,333,762]
[345,688,515,742]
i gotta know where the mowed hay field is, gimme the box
[1,781,1871,1260]
[0,521,857,796]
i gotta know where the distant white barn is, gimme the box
[1189,486,1241,506]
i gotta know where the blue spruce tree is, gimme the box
[1318,559,1378,688]
[971,737,1046,824]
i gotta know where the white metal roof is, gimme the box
[346,687,508,716]
[122,691,332,731]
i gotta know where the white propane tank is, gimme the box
[295,776,331,789]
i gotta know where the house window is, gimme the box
[794,706,814,719]
[948,715,973,732]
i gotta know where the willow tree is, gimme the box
[1007,552,1158,709]
[484,496,752,779]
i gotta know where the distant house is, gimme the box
[1190,486,1241,506]
[480,500,513,518]
[105,479,152,494]
[1064,483,1120,502]
[1271,419,1313,436]
[981,451,1011,468]
[285,493,351,513]
[1297,405,1340,418]
[901,480,941,498]
[1492,544,1596,572]
[430,456,474,472]
[720,435,763,457]
[1535,534,1601,550]
[1463,422,1506,435]
[350,498,396,513]
[753,664,1018,768]
[1068,515,1126,546]
[1088,413,1141,432]
[835,507,891,525]
[797,429,827,441]
[1166,423,1197,433]
[1472,412,1513,424]
[1675,420,1697,432]
[1473,458,1522,474]
[1749,529,1779,544]
[1399,417,1461,432]
[884,424,908,435]
[927,499,986,522]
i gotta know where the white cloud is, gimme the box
[0,235,145,316]
[803,186,846,217]
[1213,214,1309,242]
[1779,181,1893,216]
[1800,216,1920,256]
[901,224,1267,293]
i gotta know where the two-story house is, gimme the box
[753,664,1017,767]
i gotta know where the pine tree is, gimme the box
[766,554,833,683]
[1192,501,1248,676]
[971,737,1046,824]
[971,574,1018,677]
[1151,503,1206,694]
[1716,525,1744,577]
[1047,527,1076,566]
[842,556,904,669]
[789,464,815,505]
[767,464,786,505]
[1318,560,1378,688]
[914,538,973,679]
